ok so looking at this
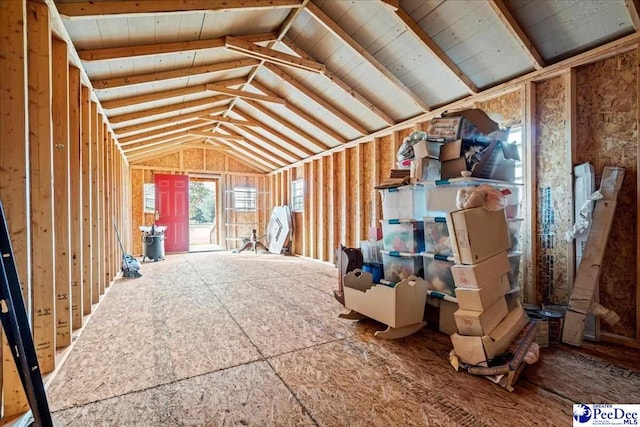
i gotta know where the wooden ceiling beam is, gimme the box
[123,131,204,150]
[78,32,277,61]
[124,135,198,154]
[487,0,545,70]
[127,137,203,159]
[128,144,194,163]
[115,105,228,136]
[205,83,286,104]
[626,0,640,31]
[233,107,315,157]
[93,58,259,90]
[241,99,330,151]
[224,35,325,73]
[119,121,214,145]
[197,115,259,127]
[188,131,245,142]
[218,124,294,165]
[306,2,430,112]
[109,95,231,125]
[209,139,276,171]
[184,140,230,151]
[390,6,479,94]
[56,0,303,18]
[263,63,370,135]
[280,37,396,126]
[101,77,247,110]
[250,79,347,143]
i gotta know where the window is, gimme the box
[291,180,304,212]
[143,183,155,213]
[233,187,256,212]
[507,125,523,184]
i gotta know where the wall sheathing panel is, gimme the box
[576,52,638,338]
[535,77,572,306]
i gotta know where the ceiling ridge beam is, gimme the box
[206,84,286,104]
[263,62,370,135]
[224,35,325,73]
[78,32,277,61]
[389,6,479,94]
[56,0,303,18]
[110,95,231,125]
[486,0,545,70]
[102,77,247,110]
[279,37,396,126]
[233,107,315,157]
[115,105,229,136]
[250,79,347,144]
[306,1,430,112]
[119,121,215,145]
[219,123,298,164]
[240,98,330,151]
[93,58,260,90]
[216,125,290,167]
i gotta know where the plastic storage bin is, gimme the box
[422,253,456,296]
[423,217,523,255]
[381,219,425,253]
[507,251,522,290]
[379,185,426,220]
[423,178,522,218]
[381,251,424,282]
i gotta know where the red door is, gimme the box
[155,174,189,253]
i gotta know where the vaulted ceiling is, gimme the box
[54,0,638,171]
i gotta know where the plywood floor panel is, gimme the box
[47,252,640,425]
[53,361,314,427]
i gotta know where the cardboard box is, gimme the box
[450,305,529,367]
[450,252,510,288]
[454,296,508,336]
[439,140,519,181]
[455,277,509,311]
[411,157,441,182]
[439,299,458,335]
[426,109,500,141]
[413,139,444,160]
[446,208,511,265]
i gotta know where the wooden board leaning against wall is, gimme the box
[129,146,268,256]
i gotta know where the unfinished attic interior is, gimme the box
[2,0,640,424]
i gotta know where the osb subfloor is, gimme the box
[48,253,640,426]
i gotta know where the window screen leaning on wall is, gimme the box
[291,180,304,212]
[233,187,256,212]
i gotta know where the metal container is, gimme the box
[540,305,566,344]
[143,234,165,262]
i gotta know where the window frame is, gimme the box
[233,187,257,212]
[291,179,304,212]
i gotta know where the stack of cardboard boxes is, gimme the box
[446,207,530,367]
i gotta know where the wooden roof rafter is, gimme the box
[239,98,330,151]
[78,32,277,61]
[118,121,216,145]
[232,107,315,157]
[92,58,260,90]
[109,95,231,125]
[224,35,325,74]
[115,105,229,136]
[305,2,431,113]
[205,83,286,104]
[101,77,248,110]
[384,4,479,94]
[187,131,245,142]
[124,134,200,154]
[210,139,278,172]
[122,126,215,149]
[262,62,370,135]
[249,80,347,143]
[218,122,299,164]
[486,0,545,70]
[626,0,640,31]
[279,37,396,126]
[214,125,289,167]
[56,0,304,18]
[197,115,259,127]
[125,136,204,158]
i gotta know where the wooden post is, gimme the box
[303,162,311,257]
[340,150,348,246]
[81,89,93,315]
[316,158,323,260]
[52,38,72,348]
[345,148,355,248]
[103,123,111,287]
[69,66,83,329]
[321,156,330,262]
[523,82,537,305]
[28,1,56,373]
[309,160,316,259]
[372,137,382,225]
[565,69,577,293]
[356,143,365,244]
[98,117,105,294]
[91,102,100,304]
[0,0,31,414]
